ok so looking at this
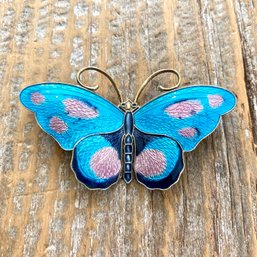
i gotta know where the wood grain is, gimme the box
[0,0,256,256]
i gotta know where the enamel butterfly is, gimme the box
[19,67,236,190]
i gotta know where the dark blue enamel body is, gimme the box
[123,112,134,183]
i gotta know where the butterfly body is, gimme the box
[123,111,134,183]
[20,81,236,190]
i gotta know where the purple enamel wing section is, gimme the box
[90,147,121,178]
[30,92,45,105]
[179,127,197,138]
[135,149,167,177]
[165,100,203,119]
[63,98,98,119]
[208,94,224,108]
[49,116,68,134]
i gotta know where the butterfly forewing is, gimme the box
[134,86,236,152]
[20,83,123,150]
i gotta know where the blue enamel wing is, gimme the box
[19,67,236,190]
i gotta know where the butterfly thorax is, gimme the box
[119,99,138,112]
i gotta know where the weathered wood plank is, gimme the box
[0,0,256,256]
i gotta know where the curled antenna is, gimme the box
[76,66,123,103]
[134,69,181,103]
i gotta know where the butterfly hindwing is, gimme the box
[134,128,184,189]
[20,83,123,150]
[134,86,236,152]
[72,129,123,189]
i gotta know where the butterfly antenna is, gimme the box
[134,69,181,103]
[76,66,123,103]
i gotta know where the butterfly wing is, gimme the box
[134,86,236,152]
[133,85,236,189]
[20,83,123,150]
[20,83,124,189]
[133,128,184,189]
[72,129,123,189]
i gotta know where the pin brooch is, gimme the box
[20,67,236,190]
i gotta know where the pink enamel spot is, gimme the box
[30,92,45,105]
[135,149,166,177]
[165,100,203,119]
[90,147,121,178]
[63,98,98,119]
[179,127,197,138]
[208,94,224,108]
[49,116,68,134]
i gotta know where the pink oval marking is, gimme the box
[63,98,98,119]
[90,147,121,178]
[49,116,68,134]
[30,92,45,105]
[208,94,224,108]
[165,100,203,119]
[179,127,197,138]
[135,149,166,177]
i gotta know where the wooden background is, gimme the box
[0,0,257,256]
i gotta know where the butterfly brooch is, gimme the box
[20,67,236,190]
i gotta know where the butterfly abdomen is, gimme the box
[123,134,134,183]
[123,111,134,183]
